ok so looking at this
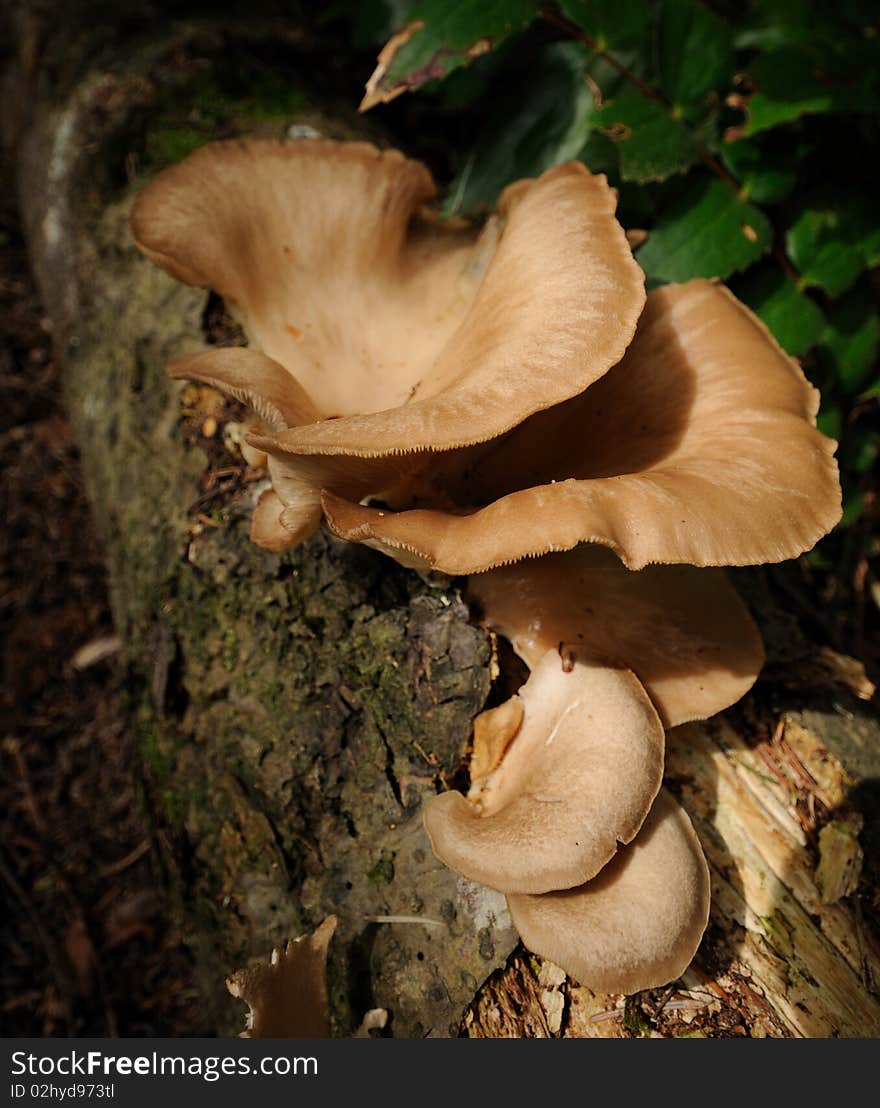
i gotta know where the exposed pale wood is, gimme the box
[464,699,880,1038]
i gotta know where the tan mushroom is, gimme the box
[226,915,337,1037]
[423,648,664,895]
[130,139,645,550]
[507,789,710,994]
[467,546,765,728]
[324,279,841,574]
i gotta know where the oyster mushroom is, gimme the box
[467,545,765,729]
[227,915,337,1038]
[325,279,841,574]
[130,138,645,551]
[424,648,665,894]
[425,546,763,990]
[507,789,711,995]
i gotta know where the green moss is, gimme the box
[623,996,653,1036]
[367,849,396,886]
[243,74,311,120]
[146,126,209,166]
[161,785,185,824]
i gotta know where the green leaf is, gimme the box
[733,264,825,356]
[744,47,880,137]
[636,177,771,283]
[859,373,880,401]
[821,287,880,394]
[442,43,598,217]
[658,0,733,114]
[362,0,538,107]
[845,203,880,270]
[345,0,417,49]
[558,0,650,51]
[735,0,878,54]
[595,85,699,182]
[720,139,796,204]
[787,205,866,298]
[840,491,865,526]
[816,406,842,440]
[840,431,879,479]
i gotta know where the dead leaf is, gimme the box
[360,22,425,112]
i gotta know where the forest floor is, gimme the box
[0,161,200,1037]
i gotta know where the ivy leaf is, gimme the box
[595,85,699,183]
[558,0,650,51]
[636,177,771,283]
[845,203,880,270]
[360,0,538,110]
[743,47,880,137]
[735,0,877,55]
[657,0,733,115]
[789,206,864,296]
[442,43,598,217]
[820,286,880,394]
[841,434,879,478]
[720,139,796,205]
[345,0,417,49]
[733,264,825,356]
[816,406,843,440]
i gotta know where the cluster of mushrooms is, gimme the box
[131,138,841,997]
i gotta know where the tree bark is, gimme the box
[10,9,880,1037]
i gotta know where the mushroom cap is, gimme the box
[423,649,664,895]
[507,790,710,994]
[226,915,337,1037]
[468,546,765,728]
[168,347,319,432]
[324,279,841,574]
[132,138,644,446]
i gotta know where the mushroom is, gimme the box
[467,545,765,729]
[131,137,842,1004]
[323,279,841,574]
[422,638,715,990]
[226,915,337,1037]
[424,647,665,894]
[507,789,710,995]
[424,545,763,989]
[130,138,646,551]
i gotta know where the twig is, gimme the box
[0,845,72,1031]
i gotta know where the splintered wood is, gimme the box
[465,701,880,1038]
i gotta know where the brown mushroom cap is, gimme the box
[507,790,710,994]
[423,649,664,895]
[324,280,841,574]
[132,140,645,552]
[226,916,337,1037]
[168,347,320,432]
[468,546,765,728]
[132,140,643,442]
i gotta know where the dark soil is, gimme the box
[0,170,200,1038]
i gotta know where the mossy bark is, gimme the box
[11,11,880,1038]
